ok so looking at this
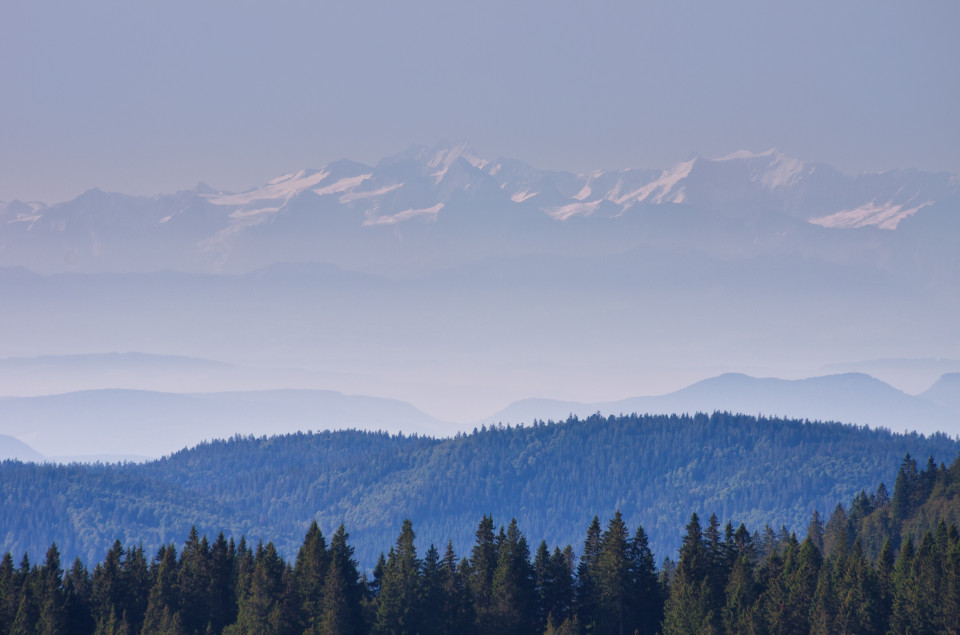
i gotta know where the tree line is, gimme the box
[4,412,958,568]
[2,451,960,634]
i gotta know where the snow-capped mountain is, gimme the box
[1,143,957,275]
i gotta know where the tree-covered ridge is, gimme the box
[2,413,958,568]
[3,451,960,634]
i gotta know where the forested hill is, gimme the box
[2,412,958,568]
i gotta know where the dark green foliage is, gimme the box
[468,514,497,631]
[3,441,960,633]
[4,413,958,569]
[293,521,328,632]
[373,520,421,634]
[574,515,602,630]
[490,519,536,634]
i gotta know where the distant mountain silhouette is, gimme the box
[0,389,447,458]
[0,434,45,462]
[482,373,960,436]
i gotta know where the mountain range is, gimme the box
[2,143,958,277]
[2,370,957,461]
[2,412,958,569]
[483,372,960,435]
[1,144,958,429]
[0,388,445,459]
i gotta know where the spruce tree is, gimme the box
[34,543,66,635]
[418,544,443,635]
[178,528,212,634]
[662,513,718,635]
[294,521,329,632]
[490,519,535,635]
[141,544,180,634]
[469,514,497,631]
[438,543,473,634]
[596,511,631,635]
[374,520,421,635]
[629,525,662,635]
[575,515,602,630]
[721,554,757,634]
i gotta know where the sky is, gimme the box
[2,0,958,203]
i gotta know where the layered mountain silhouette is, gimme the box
[2,371,957,460]
[481,372,960,436]
[2,143,957,276]
[1,145,957,434]
[0,389,446,459]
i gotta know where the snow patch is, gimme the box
[546,201,601,221]
[511,190,539,203]
[7,214,42,226]
[338,183,404,203]
[613,159,695,205]
[229,206,282,219]
[573,184,592,201]
[810,200,932,230]
[312,174,372,197]
[208,170,331,206]
[465,155,489,170]
[364,203,444,226]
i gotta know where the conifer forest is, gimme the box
[3,448,960,634]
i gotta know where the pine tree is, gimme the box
[374,519,421,635]
[207,532,237,634]
[294,521,329,632]
[0,553,17,632]
[141,544,180,634]
[62,557,94,635]
[35,543,66,635]
[318,556,351,635]
[891,453,919,522]
[807,510,825,553]
[808,562,836,635]
[418,544,443,635]
[834,541,881,635]
[721,554,758,634]
[764,536,820,635]
[11,579,39,635]
[596,511,631,635]
[822,504,850,560]
[875,538,895,626]
[575,515,602,630]
[323,524,363,635]
[122,544,150,634]
[490,519,535,635]
[469,514,497,632]
[178,527,212,634]
[232,541,293,634]
[629,525,662,635]
[437,543,473,634]
[662,513,717,635]
[92,541,126,628]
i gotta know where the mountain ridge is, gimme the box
[2,144,957,275]
[481,372,960,436]
[2,412,958,569]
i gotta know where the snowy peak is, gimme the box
[186,145,957,232]
[3,145,958,275]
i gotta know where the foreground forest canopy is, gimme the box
[2,412,959,568]
[3,452,960,634]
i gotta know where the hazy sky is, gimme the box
[2,0,958,203]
